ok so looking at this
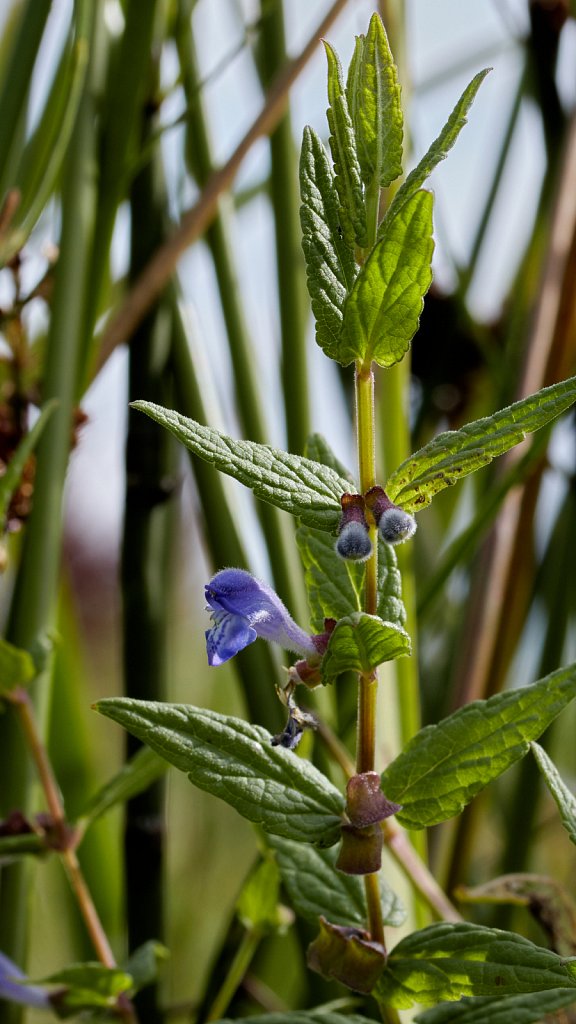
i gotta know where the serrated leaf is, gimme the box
[77,746,168,828]
[95,699,344,847]
[324,41,367,248]
[381,663,576,829]
[270,834,405,929]
[531,741,576,847]
[339,189,434,368]
[385,69,490,225]
[300,126,357,361]
[457,872,576,957]
[346,13,403,189]
[296,525,363,633]
[296,528,406,635]
[0,637,36,695]
[0,401,56,529]
[375,922,576,1010]
[386,374,576,513]
[377,540,406,627]
[415,989,576,1024]
[321,613,411,686]
[131,402,349,532]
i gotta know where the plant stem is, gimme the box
[7,689,117,968]
[205,929,262,1022]
[354,361,385,944]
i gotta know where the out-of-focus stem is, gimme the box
[205,929,262,1022]
[7,689,117,969]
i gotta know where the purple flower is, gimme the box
[0,952,51,1009]
[205,569,319,667]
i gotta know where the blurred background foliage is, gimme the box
[0,0,575,1022]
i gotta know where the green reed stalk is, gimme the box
[170,298,284,732]
[0,0,52,194]
[175,10,304,620]
[0,7,99,1015]
[257,0,310,456]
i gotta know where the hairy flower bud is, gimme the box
[336,493,372,562]
[365,485,416,545]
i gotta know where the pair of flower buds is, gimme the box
[336,486,416,562]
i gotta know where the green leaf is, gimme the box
[0,637,36,694]
[236,856,283,932]
[339,189,434,368]
[76,746,169,827]
[346,13,403,189]
[324,41,367,248]
[385,69,490,225]
[381,663,576,829]
[32,963,132,1014]
[375,922,576,1010]
[270,834,405,929]
[416,992,576,1024]
[131,402,350,532]
[456,872,576,957]
[94,699,344,847]
[0,401,57,530]
[296,528,406,636]
[377,540,406,627]
[296,525,363,633]
[121,941,169,993]
[300,126,357,361]
[217,1013,371,1024]
[415,990,576,1024]
[386,374,576,513]
[531,741,576,847]
[321,613,411,686]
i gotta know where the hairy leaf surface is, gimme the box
[321,613,411,685]
[387,374,576,512]
[346,13,403,188]
[300,126,357,360]
[381,664,576,828]
[339,189,434,368]
[324,41,366,248]
[131,402,350,532]
[385,69,490,223]
[415,989,576,1023]
[95,699,344,847]
[270,835,405,929]
[376,922,576,1009]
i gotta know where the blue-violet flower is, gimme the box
[205,569,319,666]
[0,952,51,1010]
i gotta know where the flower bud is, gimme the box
[336,493,372,562]
[365,485,416,546]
